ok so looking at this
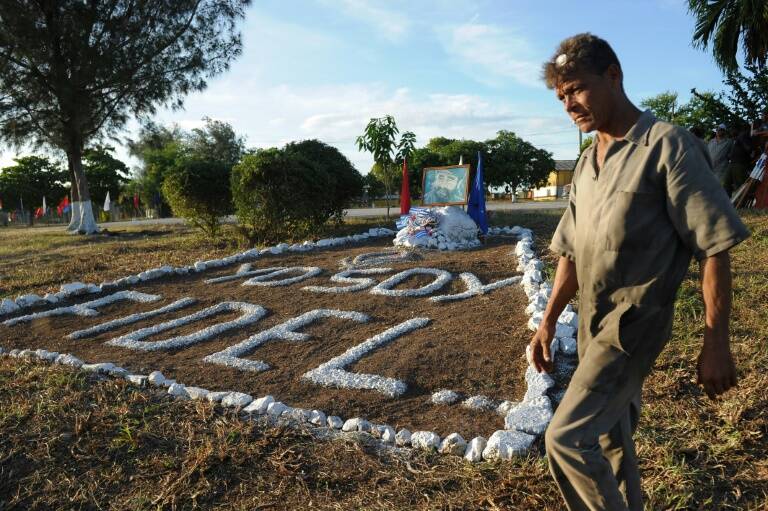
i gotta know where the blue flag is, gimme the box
[467,151,488,235]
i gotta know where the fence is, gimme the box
[0,203,160,228]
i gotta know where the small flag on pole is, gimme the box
[400,159,411,215]
[133,193,139,211]
[467,150,488,235]
[42,197,47,215]
[103,191,111,212]
[458,155,463,165]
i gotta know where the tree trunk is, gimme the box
[66,161,81,231]
[67,141,99,234]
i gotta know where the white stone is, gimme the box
[395,429,412,447]
[464,437,487,462]
[369,268,452,297]
[127,374,148,387]
[309,410,327,426]
[302,317,426,397]
[59,281,90,297]
[55,354,83,367]
[168,383,189,398]
[559,337,577,355]
[524,366,556,401]
[439,433,467,456]
[148,371,167,385]
[82,362,117,374]
[221,392,253,409]
[194,261,207,272]
[496,400,517,417]
[107,302,266,351]
[504,396,554,436]
[68,297,197,340]
[206,391,231,403]
[342,417,371,433]
[0,298,20,315]
[15,294,44,307]
[482,430,536,460]
[327,416,344,429]
[380,426,396,444]
[431,389,460,405]
[555,323,576,338]
[462,395,496,411]
[411,431,441,451]
[266,401,289,417]
[43,293,60,304]
[244,395,274,414]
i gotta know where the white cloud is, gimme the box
[318,0,411,42]
[146,79,574,172]
[438,22,544,88]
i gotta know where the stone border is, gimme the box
[0,225,577,463]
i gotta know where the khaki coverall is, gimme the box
[546,111,749,511]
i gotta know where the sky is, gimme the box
[0,0,730,175]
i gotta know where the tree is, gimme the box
[82,146,129,212]
[283,139,362,226]
[722,64,768,122]
[0,0,250,234]
[356,115,415,217]
[640,91,680,122]
[579,136,594,156]
[162,158,232,238]
[0,156,67,222]
[187,117,246,169]
[689,0,768,73]
[129,118,245,217]
[484,130,553,201]
[232,142,360,244]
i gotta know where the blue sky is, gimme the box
[1,0,729,174]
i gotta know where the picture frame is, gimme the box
[421,164,471,206]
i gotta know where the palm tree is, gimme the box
[689,0,768,72]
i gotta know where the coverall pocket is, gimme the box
[604,191,661,252]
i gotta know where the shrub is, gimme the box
[162,158,232,238]
[231,141,362,244]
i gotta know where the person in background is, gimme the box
[708,123,734,194]
[727,124,754,196]
[750,110,768,137]
[689,125,705,139]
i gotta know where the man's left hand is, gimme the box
[696,337,738,400]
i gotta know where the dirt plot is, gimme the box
[0,236,533,438]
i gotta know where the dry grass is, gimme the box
[1,210,767,510]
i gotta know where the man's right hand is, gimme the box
[529,321,556,373]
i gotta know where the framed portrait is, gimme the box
[422,164,470,206]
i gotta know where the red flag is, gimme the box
[400,159,411,215]
[133,193,139,210]
[34,207,44,219]
[57,196,69,216]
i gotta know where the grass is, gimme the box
[0,210,767,509]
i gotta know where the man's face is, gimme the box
[555,68,620,133]
[433,171,460,200]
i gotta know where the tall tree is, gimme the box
[484,130,553,201]
[689,0,768,73]
[0,0,250,233]
[640,91,680,122]
[82,145,129,211]
[356,115,415,217]
[0,156,67,220]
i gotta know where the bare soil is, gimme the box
[1,236,532,439]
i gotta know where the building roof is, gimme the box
[554,160,577,171]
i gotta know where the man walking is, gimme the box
[708,123,734,193]
[531,33,749,511]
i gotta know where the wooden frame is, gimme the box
[421,164,470,206]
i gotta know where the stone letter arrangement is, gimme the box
[0,224,578,463]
